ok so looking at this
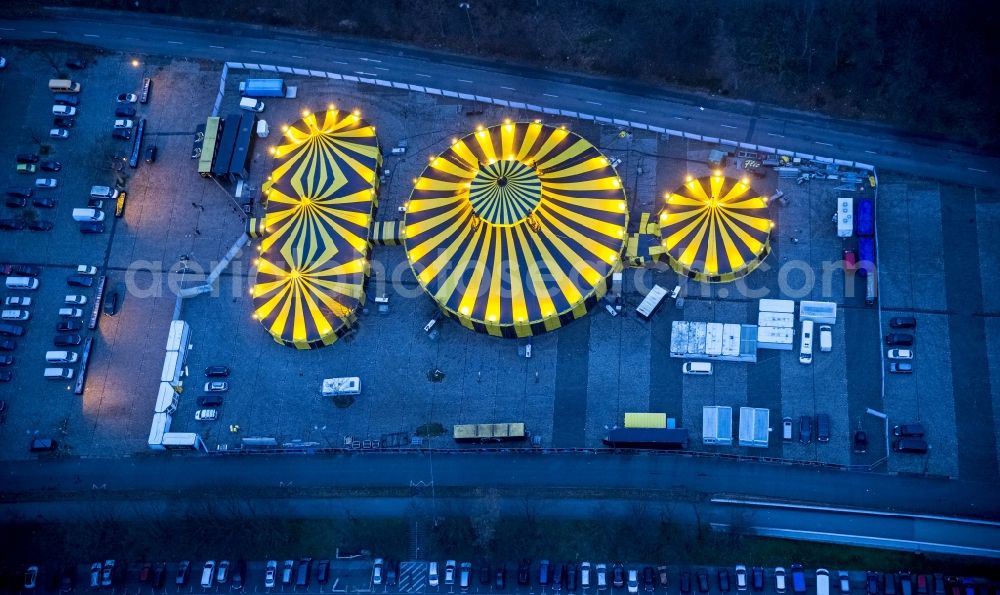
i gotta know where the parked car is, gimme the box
[480,561,492,585]
[205,381,229,392]
[281,561,293,585]
[24,566,38,589]
[316,560,329,584]
[116,93,138,103]
[90,563,102,588]
[5,197,26,208]
[775,568,787,594]
[0,339,16,351]
[16,163,37,174]
[52,105,77,116]
[231,561,246,589]
[697,569,710,594]
[16,153,40,164]
[50,129,69,139]
[176,561,190,585]
[613,564,625,589]
[752,567,765,592]
[627,569,639,594]
[29,437,57,451]
[0,355,13,365]
[59,567,75,593]
[53,116,74,128]
[57,320,82,333]
[0,219,25,230]
[867,572,881,595]
[67,275,93,287]
[460,563,472,592]
[145,145,158,163]
[54,334,82,347]
[104,290,120,315]
[35,178,57,188]
[840,571,851,594]
[889,362,913,374]
[101,561,115,587]
[885,333,914,346]
[140,563,152,583]
[65,58,87,69]
[32,197,57,208]
[112,129,131,140]
[372,558,384,586]
[113,119,134,129]
[890,317,917,329]
[205,365,230,377]
[643,567,655,592]
[40,160,62,172]
[681,571,693,594]
[65,295,87,305]
[799,415,813,444]
[735,566,748,591]
[718,568,731,593]
[264,561,276,588]
[80,221,105,233]
[216,561,230,584]
[115,105,137,118]
[517,560,530,586]
[195,409,217,421]
[4,296,31,306]
[495,565,506,590]
[887,349,913,360]
[386,560,398,587]
[893,424,925,437]
[657,566,669,588]
[853,430,869,453]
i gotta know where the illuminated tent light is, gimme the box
[403,121,628,339]
[250,108,382,349]
[656,175,772,284]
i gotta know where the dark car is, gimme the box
[67,275,94,288]
[112,129,132,141]
[385,560,398,587]
[32,197,57,208]
[886,573,898,595]
[54,334,82,347]
[11,264,39,276]
[890,316,917,329]
[917,575,930,595]
[29,438,57,451]
[52,94,79,107]
[80,221,105,234]
[6,187,33,198]
[816,414,831,443]
[517,560,531,586]
[889,362,913,374]
[104,290,120,315]
[697,569,710,594]
[885,333,914,346]
[496,566,507,590]
[644,567,656,592]
[28,220,54,232]
[553,564,564,591]
[0,219,25,230]
[176,561,190,585]
[613,564,625,589]
[316,560,329,584]
[205,365,230,377]
[0,324,24,337]
[60,567,75,593]
[899,573,914,595]
[5,197,26,208]
[65,58,87,69]
[232,560,246,589]
[145,145,158,163]
[139,563,152,583]
[115,105,137,118]
[566,565,577,592]
[799,415,813,444]
[40,161,62,172]
[0,339,16,351]
[868,572,882,595]
[854,430,869,453]
[198,395,224,407]
[53,116,75,128]
[752,568,764,592]
[657,566,669,588]
[681,571,693,594]
[57,320,82,333]
[152,563,166,588]
[718,569,731,593]
[0,355,13,365]
[16,153,40,164]
[893,424,925,438]
[480,562,492,585]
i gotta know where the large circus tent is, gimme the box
[250,107,381,349]
[657,173,772,283]
[403,120,629,338]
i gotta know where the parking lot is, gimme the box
[0,47,997,483]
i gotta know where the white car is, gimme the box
[735,565,748,591]
[65,295,88,305]
[59,308,83,318]
[887,349,913,360]
[264,561,277,588]
[35,178,57,188]
[77,265,97,275]
[195,409,217,421]
[627,569,639,594]
[113,119,134,129]
[115,93,138,103]
[50,129,69,139]
[5,296,31,306]
[444,560,455,585]
[372,558,384,586]
[52,105,76,116]
[204,381,229,392]
[428,562,439,587]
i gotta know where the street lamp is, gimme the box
[458,3,478,51]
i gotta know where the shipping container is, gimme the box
[702,406,733,446]
[855,199,874,236]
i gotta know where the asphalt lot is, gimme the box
[0,48,997,485]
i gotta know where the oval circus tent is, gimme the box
[403,121,628,338]
[657,173,772,283]
[250,108,381,349]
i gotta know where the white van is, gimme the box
[1,309,30,321]
[799,320,814,364]
[44,367,74,380]
[239,97,265,112]
[682,361,713,375]
[816,570,830,595]
[72,208,105,222]
[46,351,79,363]
[819,325,832,352]
[6,277,39,290]
[89,186,119,200]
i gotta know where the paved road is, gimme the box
[3,453,1000,520]
[1,9,999,189]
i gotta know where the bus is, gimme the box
[799,320,814,364]
[197,117,221,177]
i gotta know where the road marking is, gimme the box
[355,72,378,77]
[0,27,14,31]
[42,30,58,34]
[543,93,558,98]
[630,108,646,114]
[815,141,833,146]
[501,86,516,91]
[250,50,265,54]
[674,116,686,120]
[83,34,99,38]
[359,57,382,63]
[209,45,225,49]
[292,55,305,59]
[374,67,389,71]
[864,150,877,154]
[458,79,473,83]
[968,167,988,173]
[767,132,784,138]
[415,73,431,78]
[332,60,349,65]
[586,100,601,105]
[167,40,183,45]
[720,124,737,129]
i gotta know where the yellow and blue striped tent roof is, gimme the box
[251,108,380,349]
[403,121,628,338]
[657,174,772,283]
